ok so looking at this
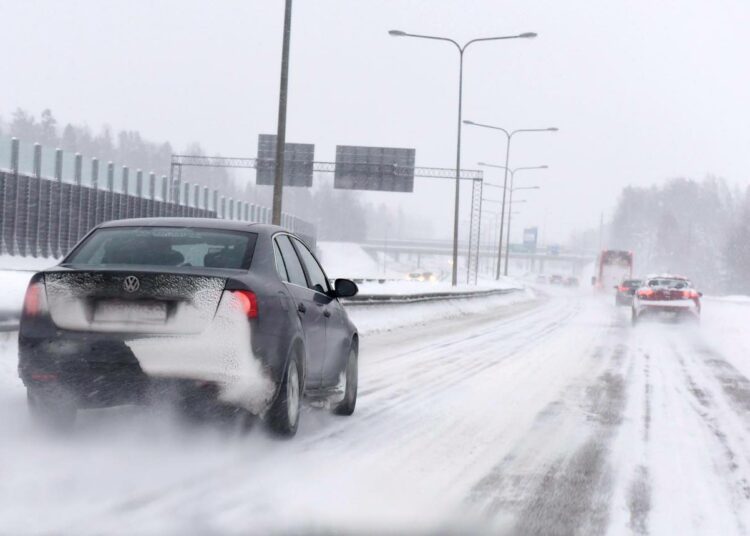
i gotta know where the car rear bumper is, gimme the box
[635,299,700,317]
[615,294,634,306]
[19,329,276,413]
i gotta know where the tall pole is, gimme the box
[389,31,537,286]
[504,172,516,275]
[466,122,558,278]
[272,0,293,226]
[451,50,464,286]
[474,180,483,283]
[496,136,511,279]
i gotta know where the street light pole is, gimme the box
[466,121,558,278]
[499,136,512,279]
[390,30,537,286]
[481,183,539,279]
[272,0,293,226]
[478,159,551,277]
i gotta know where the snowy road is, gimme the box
[2,290,750,534]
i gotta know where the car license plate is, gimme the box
[95,300,167,324]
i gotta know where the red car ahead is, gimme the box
[631,275,702,324]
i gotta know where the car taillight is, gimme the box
[231,290,258,319]
[637,289,654,298]
[683,289,699,299]
[23,282,48,316]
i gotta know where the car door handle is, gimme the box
[323,310,331,318]
[297,302,306,314]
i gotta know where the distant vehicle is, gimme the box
[18,218,360,436]
[564,276,580,287]
[596,250,633,291]
[407,270,437,283]
[631,275,702,324]
[549,274,564,285]
[614,279,642,306]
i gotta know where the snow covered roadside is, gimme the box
[0,255,57,319]
[700,297,750,381]
[0,271,34,324]
[355,276,521,297]
[0,254,57,272]
[346,287,536,335]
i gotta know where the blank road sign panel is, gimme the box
[334,145,415,192]
[256,134,314,187]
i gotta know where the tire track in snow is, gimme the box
[510,366,626,535]
[462,315,630,535]
[298,297,583,449]
[675,347,750,514]
[625,350,652,536]
[630,327,750,535]
[68,294,584,528]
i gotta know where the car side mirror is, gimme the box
[333,278,358,298]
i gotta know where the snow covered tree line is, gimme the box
[608,176,750,293]
[0,108,237,197]
[0,108,431,243]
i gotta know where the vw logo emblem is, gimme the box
[122,275,140,293]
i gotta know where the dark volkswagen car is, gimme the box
[18,218,359,436]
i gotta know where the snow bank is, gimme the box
[316,241,388,279]
[0,255,57,315]
[0,254,57,271]
[347,287,536,335]
[705,295,750,305]
[356,277,521,297]
[0,270,34,315]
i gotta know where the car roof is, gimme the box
[97,217,285,236]
[644,273,689,281]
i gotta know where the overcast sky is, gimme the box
[1,0,749,244]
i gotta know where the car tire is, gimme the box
[266,352,303,437]
[631,308,639,325]
[27,387,77,431]
[333,346,358,416]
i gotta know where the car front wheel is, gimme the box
[266,353,303,437]
[333,346,358,416]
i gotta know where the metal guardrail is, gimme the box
[0,310,19,332]
[342,287,522,306]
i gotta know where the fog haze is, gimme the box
[1,0,748,243]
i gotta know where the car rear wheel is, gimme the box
[631,308,639,325]
[27,387,77,430]
[333,346,358,416]
[266,353,302,437]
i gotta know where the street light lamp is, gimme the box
[390,30,537,286]
[478,161,549,276]
[471,123,557,277]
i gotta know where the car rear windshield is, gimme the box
[65,227,257,270]
[647,278,691,289]
[623,280,642,288]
